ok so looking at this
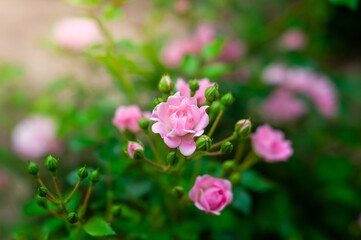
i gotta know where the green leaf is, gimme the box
[66,0,100,7]
[201,63,230,79]
[201,39,224,60]
[83,217,116,237]
[241,170,276,192]
[231,187,252,214]
[329,0,359,10]
[102,4,124,21]
[181,56,201,75]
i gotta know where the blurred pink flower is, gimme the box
[176,78,215,105]
[189,175,233,215]
[194,23,216,46]
[150,92,209,156]
[174,0,190,13]
[262,65,338,118]
[280,29,306,51]
[112,105,143,133]
[52,17,102,51]
[261,89,307,123]
[12,115,60,159]
[218,39,245,62]
[127,142,144,159]
[251,125,293,162]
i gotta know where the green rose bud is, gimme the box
[67,212,78,224]
[220,92,234,107]
[37,187,48,197]
[171,186,185,198]
[77,166,88,180]
[27,161,39,176]
[153,97,163,107]
[189,79,200,96]
[138,118,150,131]
[220,141,233,154]
[36,195,46,207]
[89,169,101,184]
[222,160,235,175]
[230,172,241,185]
[196,135,212,151]
[205,85,219,102]
[235,119,252,138]
[208,101,222,115]
[45,155,59,173]
[158,75,174,93]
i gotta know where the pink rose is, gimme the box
[176,78,215,105]
[189,175,233,215]
[127,142,144,159]
[52,17,102,51]
[218,39,245,63]
[261,89,307,123]
[150,92,209,156]
[12,115,60,159]
[262,64,288,85]
[174,0,190,13]
[251,125,293,162]
[194,23,215,46]
[280,29,306,51]
[112,105,143,133]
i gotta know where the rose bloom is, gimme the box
[280,29,306,51]
[261,89,307,123]
[176,78,215,105]
[52,17,102,51]
[112,105,144,133]
[251,125,293,162]
[127,142,144,159]
[189,175,233,215]
[12,115,60,159]
[150,92,209,156]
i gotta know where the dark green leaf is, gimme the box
[241,170,275,192]
[231,187,252,214]
[83,217,116,237]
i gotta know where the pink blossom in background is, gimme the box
[251,125,293,162]
[262,65,338,118]
[174,0,190,13]
[12,115,60,159]
[161,40,191,68]
[280,29,306,51]
[150,92,209,156]
[261,89,307,123]
[52,17,102,51]
[189,175,233,215]
[127,142,144,159]
[218,39,245,63]
[176,78,215,105]
[194,23,216,46]
[112,105,144,133]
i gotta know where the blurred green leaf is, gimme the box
[0,64,24,82]
[241,170,276,192]
[329,0,359,10]
[201,63,230,79]
[83,217,116,237]
[181,56,201,75]
[23,200,48,216]
[66,0,100,7]
[201,39,224,60]
[103,4,123,21]
[231,187,252,214]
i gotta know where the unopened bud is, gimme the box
[153,97,163,107]
[158,75,173,93]
[127,142,144,160]
[36,195,46,207]
[27,161,39,176]
[220,92,234,107]
[67,212,78,224]
[235,119,252,137]
[230,172,241,185]
[45,155,59,173]
[208,101,222,115]
[37,187,48,197]
[205,85,219,102]
[222,160,235,175]
[138,118,150,131]
[111,205,122,218]
[90,169,101,184]
[171,186,185,198]
[189,79,200,96]
[166,152,178,166]
[77,166,88,180]
[220,142,233,154]
[196,135,212,151]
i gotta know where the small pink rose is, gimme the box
[280,29,306,51]
[251,125,293,162]
[189,175,233,215]
[150,92,209,156]
[176,78,215,105]
[127,142,144,159]
[236,119,252,134]
[112,105,144,133]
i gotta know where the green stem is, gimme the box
[210,134,237,150]
[36,176,56,200]
[64,179,82,203]
[143,157,168,172]
[206,151,223,156]
[79,184,94,219]
[208,110,224,137]
[52,176,68,213]
[145,134,164,164]
[238,152,260,172]
[46,206,66,221]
